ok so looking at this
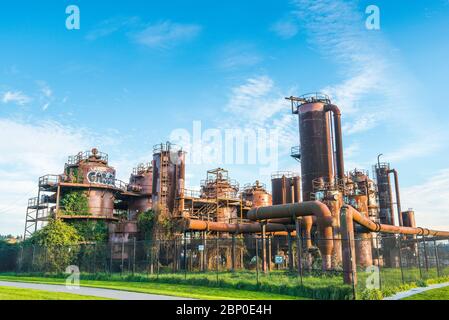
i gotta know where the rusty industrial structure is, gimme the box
[24,92,449,285]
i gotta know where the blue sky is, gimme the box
[1,0,449,235]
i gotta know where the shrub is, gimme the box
[360,288,383,300]
[60,191,89,216]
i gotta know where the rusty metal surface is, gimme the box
[297,102,334,202]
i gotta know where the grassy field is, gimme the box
[0,286,108,300]
[0,275,304,300]
[1,268,448,300]
[403,286,449,300]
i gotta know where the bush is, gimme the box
[60,191,89,216]
[25,219,81,272]
[67,220,108,242]
[360,288,383,300]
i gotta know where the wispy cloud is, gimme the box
[270,20,298,39]
[402,168,449,230]
[36,81,54,111]
[291,0,391,116]
[1,91,31,106]
[223,75,297,153]
[218,43,263,70]
[86,17,140,41]
[132,21,202,49]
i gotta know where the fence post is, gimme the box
[255,236,259,287]
[287,232,293,272]
[157,240,160,280]
[216,237,219,285]
[397,235,405,284]
[375,235,382,291]
[121,238,125,276]
[434,239,440,278]
[93,243,97,274]
[416,236,423,280]
[133,238,136,275]
[295,218,303,286]
[422,236,429,272]
[31,245,35,271]
[184,232,187,280]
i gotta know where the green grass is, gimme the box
[0,285,108,300]
[403,285,449,300]
[0,275,304,300]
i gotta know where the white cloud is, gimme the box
[0,118,94,235]
[86,17,140,41]
[291,0,392,116]
[133,21,201,49]
[342,113,383,135]
[402,168,449,230]
[218,43,263,70]
[2,91,31,106]
[270,20,298,39]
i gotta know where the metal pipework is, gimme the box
[340,205,449,285]
[182,218,294,234]
[324,104,345,181]
[389,169,403,226]
[247,201,335,270]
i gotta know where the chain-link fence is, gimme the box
[1,234,449,299]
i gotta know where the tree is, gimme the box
[137,210,155,240]
[26,219,81,271]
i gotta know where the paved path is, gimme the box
[0,281,191,300]
[383,282,449,300]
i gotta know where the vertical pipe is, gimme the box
[389,169,403,227]
[325,105,345,183]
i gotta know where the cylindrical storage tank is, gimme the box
[375,163,395,225]
[402,210,416,228]
[77,150,116,217]
[243,181,272,208]
[296,100,334,201]
[271,172,300,205]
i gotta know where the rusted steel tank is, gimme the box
[375,162,395,226]
[242,181,272,208]
[64,148,116,217]
[293,96,334,202]
[200,168,239,223]
[402,210,416,228]
[128,163,153,217]
[152,142,186,216]
[271,172,301,205]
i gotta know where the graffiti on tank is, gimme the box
[87,170,115,186]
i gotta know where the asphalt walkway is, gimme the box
[0,280,190,300]
[383,282,449,300]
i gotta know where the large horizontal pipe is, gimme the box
[248,201,335,227]
[181,218,294,234]
[340,205,449,285]
[248,201,335,269]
